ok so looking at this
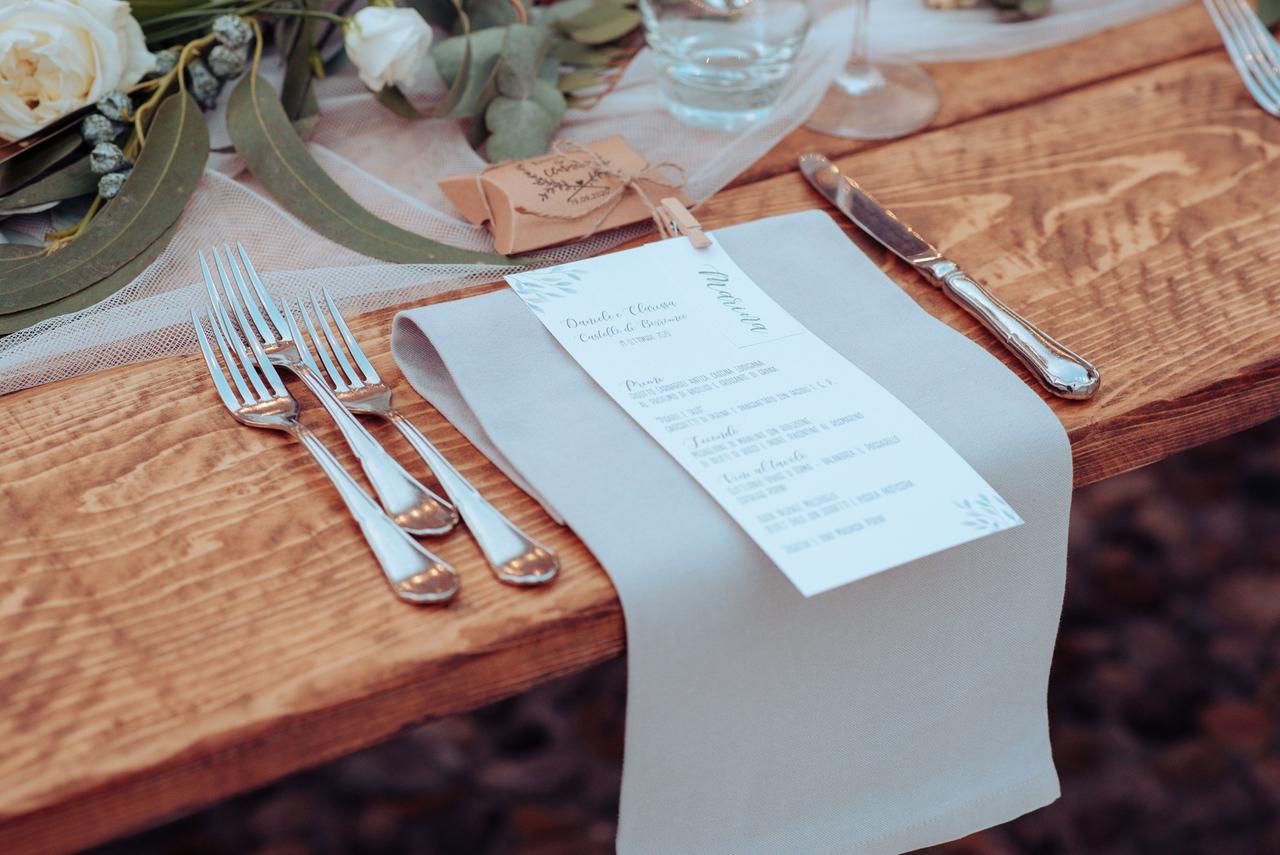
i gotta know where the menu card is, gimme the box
[506,236,1022,596]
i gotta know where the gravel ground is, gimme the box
[96,418,1280,855]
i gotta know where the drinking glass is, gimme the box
[806,0,939,139]
[639,0,812,132]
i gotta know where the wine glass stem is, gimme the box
[850,0,869,65]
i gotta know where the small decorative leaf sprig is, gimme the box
[507,267,583,312]
[955,493,1021,532]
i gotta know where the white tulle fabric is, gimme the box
[0,0,1186,395]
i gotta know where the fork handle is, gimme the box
[290,364,459,535]
[292,425,460,604]
[387,410,559,587]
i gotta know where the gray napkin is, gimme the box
[392,210,1071,855]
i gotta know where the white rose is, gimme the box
[0,0,154,142]
[344,6,434,92]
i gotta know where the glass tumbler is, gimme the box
[638,0,811,132]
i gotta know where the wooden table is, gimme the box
[3,6,1278,851]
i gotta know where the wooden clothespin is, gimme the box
[657,197,711,249]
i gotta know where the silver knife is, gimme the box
[799,152,1100,401]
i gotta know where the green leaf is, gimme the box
[376,85,427,119]
[494,24,549,99]
[466,0,521,30]
[1260,0,1280,27]
[227,73,510,265]
[433,33,474,119]
[0,221,180,335]
[485,87,563,162]
[0,156,96,214]
[567,9,642,45]
[0,133,82,197]
[0,93,208,314]
[432,26,508,118]
[280,8,317,121]
[554,39,624,67]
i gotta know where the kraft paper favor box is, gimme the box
[438,136,693,255]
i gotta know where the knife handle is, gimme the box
[922,260,1100,400]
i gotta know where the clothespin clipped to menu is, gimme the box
[656,197,711,249]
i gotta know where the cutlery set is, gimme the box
[192,244,557,605]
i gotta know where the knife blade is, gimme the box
[798,152,1100,401]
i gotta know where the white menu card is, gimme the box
[506,235,1022,596]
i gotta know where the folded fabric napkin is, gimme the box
[391,210,1071,854]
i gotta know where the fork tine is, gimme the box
[236,242,291,340]
[206,296,260,404]
[310,290,362,388]
[1227,0,1280,98]
[201,251,266,401]
[296,297,350,391]
[282,301,325,376]
[321,289,381,384]
[1207,0,1280,116]
[212,249,291,398]
[221,244,277,344]
[192,310,245,411]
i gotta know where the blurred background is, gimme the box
[95,418,1280,855]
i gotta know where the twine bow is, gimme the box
[475,140,689,240]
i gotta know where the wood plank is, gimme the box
[731,1,1221,188]
[4,13,1279,854]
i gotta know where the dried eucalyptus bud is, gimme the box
[186,58,222,109]
[150,47,182,79]
[98,169,131,200]
[89,142,130,175]
[95,90,132,122]
[207,44,248,79]
[211,14,254,49]
[81,113,123,146]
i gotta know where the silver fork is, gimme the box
[201,245,459,536]
[190,307,460,604]
[1204,0,1280,117]
[294,287,560,587]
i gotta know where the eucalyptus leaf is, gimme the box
[559,69,606,92]
[537,0,617,25]
[0,156,96,214]
[467,0,522,30]
[405,0,461,31]
[280,6,317,121]
[554,39,623,67]
[568,9,642,45]
[495,24,549,99]
[227,73,510,264]
[560,1,637,32]
[0,221,180,335]
[0,134,82,197]
[0,93,208,314]
[432,26,508,118]
[376,85,427,119]
[433,33,474,119]
[485,94,558,162]
[1260,0,1280,25]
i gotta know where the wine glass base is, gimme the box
[806,57,940,140]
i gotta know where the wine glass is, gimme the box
[806,0,940,139]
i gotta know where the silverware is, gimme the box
[294,288,559,587]
[799,152,1101,401]
[1204,0,1280,117]
[200,246,459,535]
[191,308,460,605]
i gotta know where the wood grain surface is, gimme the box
[4,6,1280,852]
